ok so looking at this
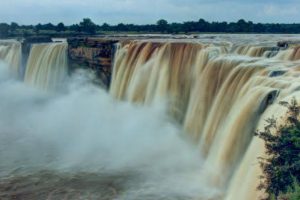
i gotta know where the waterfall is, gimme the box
[1,37,300,199]
[233,45,280,58]
[24,42,68,90]
[109,41,300,199]
[0,40,22,77]
[110,41,204,123]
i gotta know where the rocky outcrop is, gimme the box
[277,40,300,48]
[68,37,118,88]
[269,70,286,77]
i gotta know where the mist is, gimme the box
[0,62,218,199]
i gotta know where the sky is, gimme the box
[1,0,300,25]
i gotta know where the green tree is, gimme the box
[101,23,110,31]
[156,19,168,33]
[69,24,80,32]
[256,98,300,199]
[79,18,96,35]
[169,22,182,34]
[56,22,66,32]
[43,23,55,30]
[10,22,19,33]
[34,23,42,34]
[197,18,209,32]
[0,23,10,37]
[236,19,248,32]
[116,23,128,31]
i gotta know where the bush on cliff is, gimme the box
[255,98,300,199]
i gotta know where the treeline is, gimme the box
[1,18,300,37]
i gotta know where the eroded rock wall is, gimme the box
[68,37,118,88]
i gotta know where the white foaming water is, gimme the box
[0,40,22,77]
[0,63,218,199]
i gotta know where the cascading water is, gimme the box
[232,45,280,58]
[1,36,300,200]
[0,40,22,77]
[109,40,300,200]
[110,41,203,123]
[24,42,68,90]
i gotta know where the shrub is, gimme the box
[255,98,300,199]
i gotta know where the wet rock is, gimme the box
[259,90,279,113]
[269,70,286,77]
[67,37,119,89]
[277,40,300,48]
[277,41,288,48]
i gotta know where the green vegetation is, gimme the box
[283,181,300,200]
[256,98,300,200]
[79,18,96,35]
[1,18,300,38]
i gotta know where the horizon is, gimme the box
[1,18,300,27]
[1,0,300,25]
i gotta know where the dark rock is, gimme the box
[269,70,286,77]
[259,90,279,113]
[277,40,300,48]
[277,41,288,48]
[67,37,119,89]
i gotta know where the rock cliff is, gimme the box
[68,37,118,88]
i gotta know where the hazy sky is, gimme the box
[1,0,300,25]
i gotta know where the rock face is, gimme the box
[68,37,118,88]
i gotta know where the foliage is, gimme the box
[284,180,300,200]
[56,22,66,32]
[1,18,300,37]
[255,98,300,199]
[79,18,96,35]
[10,22,19,32]
[0,23,10,37]
[156,19,168,33]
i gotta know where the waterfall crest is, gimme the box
[24,42,68,90]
